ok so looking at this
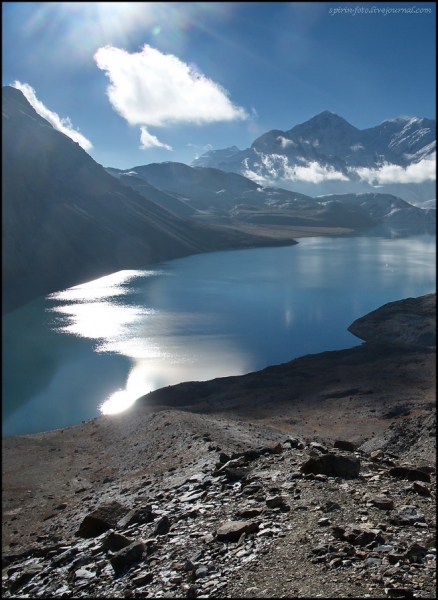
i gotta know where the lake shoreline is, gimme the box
[3,295,435,560]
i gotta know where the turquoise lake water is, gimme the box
[2,228,435,436]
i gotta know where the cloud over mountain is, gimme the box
[192,111,436,203]
[11,81,93,151]
[94,44,248,151]
[355,154,436,185]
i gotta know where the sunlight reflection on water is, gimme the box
[46,269,251,415]
[22,233,432,425]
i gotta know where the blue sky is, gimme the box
[2,2,436,170]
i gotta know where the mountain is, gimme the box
[316,193,436,224]
[191,111,436,205]
[105,167,196,217]
[107,161,433,229]
[2,87,297,314]
[105,162,265,212]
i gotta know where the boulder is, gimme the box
[389,467,431,483]
[216,520,259,542]
[301,453,360,478]
[76,501,129,538]
[109,541,145,573]
[370,496,394,510]
[334,440,356,451]
[154,515,171,536]
[101,531,134,552]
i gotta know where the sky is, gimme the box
[2,2,436,171]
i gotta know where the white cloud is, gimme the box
[277,136,296,149]
[350,143,364,151]
[94,44,248,150]
[12,81,93,151]
[140,127,172,150]
[292,161,349,183]
[243,154,348,185]
[355,154,436,184]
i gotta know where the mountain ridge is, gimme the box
[191,111,435,204]
[2,86,300,314]
[107,161,434,230]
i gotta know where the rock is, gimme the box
[110,541,145,573]
[242,484,262,496]
[50,547,79,567]
[406,543,428,559]
[310,442,328,453]
[334,440,356,451]
[301,453,360,478]
[388,467,431,483]
[390,507,426,526]
[322,501,341,513]
[216,520,259,542]
[269,441,283,454]
[385,588,414,598]
[117,506,156,528]
[329,557,342,568]
[236,508,263,519]
[365,557,382,566]
[132,570,153,586]
[370,496,394,510]
[75,568,95,579]
[265,495,285,508]
[224,467,250,482]
[388,552,406,564]
[353,529,376,547]
[180,490,206,502]
[243,449,262,461]
[76,501,129,538]
[195,565,210,579]
[101,531,134,551]
[154,515,171,536]
[254,442,283,457]
[218,452,231,464]
[285,437,305,449]
[318,518,331,526]
[413,481,431,495]
[370,450,384,461]
[9,565,43,594]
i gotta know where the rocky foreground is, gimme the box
[2,294,436,598]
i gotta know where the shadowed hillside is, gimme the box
[2,87,298,314]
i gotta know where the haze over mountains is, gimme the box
[191,110,436,206]
[1,87,296,314]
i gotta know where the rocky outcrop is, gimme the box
[348,293,436,347]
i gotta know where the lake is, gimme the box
[2,228,435,436]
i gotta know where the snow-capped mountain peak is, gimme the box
[190,111,435,204]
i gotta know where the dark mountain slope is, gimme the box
[2,87,296,314]
[105,168,196,217]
